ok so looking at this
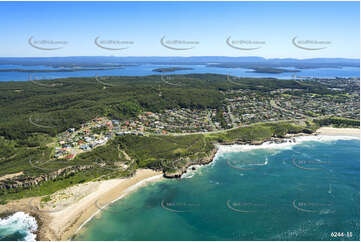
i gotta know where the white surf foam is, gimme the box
[181,165,203,179]
[0,212,38,242]
[216,135,359,157]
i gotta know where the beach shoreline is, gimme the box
[0,169,163,241]
[56,169,163,241]
[1,126,359,241]
[315,127,360,137]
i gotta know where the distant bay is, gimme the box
[0,64,359,82]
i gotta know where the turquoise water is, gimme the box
[0,212,37,241]
[74,137,360,241]
[0,64,359,82]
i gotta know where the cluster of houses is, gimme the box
[157,109,214,133]
[223,90,291,124]
[275,93,360,120]
[54,117,143,160]
[54,79,359,159]
[54,109,218,160]
[119,109,215,134]
[222,82,359,125]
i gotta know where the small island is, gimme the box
[152,67,193,73]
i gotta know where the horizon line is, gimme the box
[0,56,359,60]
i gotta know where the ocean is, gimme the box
[0,212,38,241]
[0,64,359,82]
[72,136,360,241]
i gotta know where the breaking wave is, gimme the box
[216,135,359,157]
[0,212,38,241]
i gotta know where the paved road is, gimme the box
[227,105,237,128]
[164,118,309,136]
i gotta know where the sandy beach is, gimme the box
[0,169,163,241]
[53,169,163,240]
[316,127,360,137]
[0,127,359,241]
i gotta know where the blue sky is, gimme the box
[0,1,359,58]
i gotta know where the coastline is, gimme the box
[54,169,163,241]
[0,169,163,241]
[1,126,359,241]
[315,127,360,137]
[66,126,360,240]
[215,127,359,155]
[73,172,164,239]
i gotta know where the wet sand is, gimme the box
[0,169,163,241]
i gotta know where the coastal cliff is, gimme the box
[0,165,93,190]
[163,147,218,178]
[162,133,310,179]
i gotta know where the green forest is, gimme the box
[0,74,357,202]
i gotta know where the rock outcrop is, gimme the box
[0,165,93,190]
